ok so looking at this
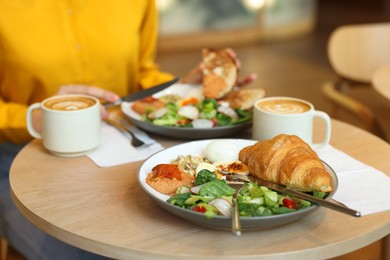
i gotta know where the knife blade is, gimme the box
[227,174,361,217]
[104,77,179,108]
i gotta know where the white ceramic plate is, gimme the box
[121,84,252,139]
[138,139,338,230]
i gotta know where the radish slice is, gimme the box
[176,186,191,194]
[148,107,168,119]
[192,119,213,129]
[217,106,238,119]
[178,106,199,120]
[218,101,230,107]
[208,198,232,217]
[190,184,205,195]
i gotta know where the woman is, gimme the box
[0,1,255,259]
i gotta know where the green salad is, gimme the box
[140,96,252,128]
[167,170,328,218]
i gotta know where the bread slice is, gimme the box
[202,48,238,99]
[222,88,266,110]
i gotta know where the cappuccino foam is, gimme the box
[44,96,96,111]
[257,99,310,114]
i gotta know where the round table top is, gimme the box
[372,63,390,101]
[10,119,390,260]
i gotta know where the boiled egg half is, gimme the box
[204,140,239,163]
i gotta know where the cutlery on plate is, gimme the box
[227,182,245,236]
[226,174,361,217]
[104,77,179,108]
[104,119,146,147]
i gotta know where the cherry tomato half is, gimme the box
[193,205,207,213]
[282,198,297,209]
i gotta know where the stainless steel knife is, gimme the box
[104,77,179,108]
[227,174,361,217]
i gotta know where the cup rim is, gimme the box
[255,96,314,115]
[41,94,99,112]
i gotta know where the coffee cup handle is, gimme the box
[26,103,43,139]
[312,111,331,150]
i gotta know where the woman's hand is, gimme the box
[56,84,120,119]
[181,48,257,87]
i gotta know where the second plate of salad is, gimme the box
[121,84,253,139]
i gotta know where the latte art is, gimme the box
[258,100,310,114]
[44,97,96,111]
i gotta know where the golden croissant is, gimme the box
[239,134,332,192]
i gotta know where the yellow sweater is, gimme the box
[0,0,173,143]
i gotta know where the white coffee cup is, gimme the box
[252,96,331,150]
[26,94,101,157]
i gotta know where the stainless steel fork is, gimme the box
[227,181,245,236]
[104,119,145,147]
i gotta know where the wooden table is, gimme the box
[10,119,390,259]
[372,63,390,101]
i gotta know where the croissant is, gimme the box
[239,134,332,192]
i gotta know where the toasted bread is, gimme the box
[222,88,266,110]
[202,48,238,99]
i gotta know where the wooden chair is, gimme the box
[321,23,390,140]
[322,80,386,138]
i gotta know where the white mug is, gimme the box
[252,96,331,150]
[26,94,101,157]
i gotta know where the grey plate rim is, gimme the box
[126,116,252,139]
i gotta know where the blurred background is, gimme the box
[156,0,390,144]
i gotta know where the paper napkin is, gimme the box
[317,145,390,216]
[87,123,164,167]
